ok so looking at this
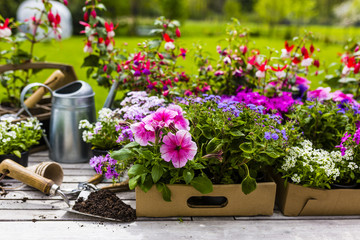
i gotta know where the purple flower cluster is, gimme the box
[222,88,300,115]
[116,125,134,143]
[89,154,119,179]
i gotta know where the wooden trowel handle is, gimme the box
[24,70,65,108]
[0,159,54,195]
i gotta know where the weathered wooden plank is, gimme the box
[1,220,360,240]
[0,190,135,200]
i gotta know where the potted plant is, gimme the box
[274,95,360,216]
[0,118,42,167]
[79,91,165,156]
[110,95,297,217]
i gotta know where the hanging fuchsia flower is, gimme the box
[104,22,115,38]
[130,122,156,146]
[160,130,197,168]
[281,41,294,58]
[255,60,268,78]
[179,48,187,59]
[167,105,190,131]
[105,38,114,51]
[63,0,68,6]
[90,9,97,18]
[143,108,178,131]
[175,27,181,38]
[0,18,11,38]
[83,11,89,21]
[83,40,93,53]
[270,64,287,79]
[301,46,313,67]
[239,45,247,55]
[223,56,231,65]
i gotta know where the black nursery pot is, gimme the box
[330,182,359,189]
[91,146,122,157]
[0,151,29,167]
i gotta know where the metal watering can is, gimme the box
[21,80,96,163]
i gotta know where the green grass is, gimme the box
[0,22,349,111]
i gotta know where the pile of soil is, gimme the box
[72,189,136,222]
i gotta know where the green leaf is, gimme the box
[230,129,245,137]
[139,175,153,193]
[127,164,149,178]
[241,175,257,195]
[191,162,206,169]
[13,150,21,158]
[183,169,194,184]
[201,125,213,139]
[239,142,255,153]
[151,165,164,183]
[264,151,280,159]
[190,176,213,194]
[128,175,140,190]
[81,55,99,67]
[156,183,171,202]
[206,137,222,154]
[123,142,139,148]
[110,148,135,161]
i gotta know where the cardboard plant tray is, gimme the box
[274,174,360,216]
[136,180,276,217]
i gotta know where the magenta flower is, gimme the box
[307,87,332,101]
[130,122,155,146]
[332,90,356,104]
[143,108,178,131]
[167,105,190,131]
[160,130,197,168]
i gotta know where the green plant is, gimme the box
[0,118,42,156]
[0,0,67,106]
[176,95,299,194]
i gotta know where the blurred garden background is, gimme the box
[1,0,360,110]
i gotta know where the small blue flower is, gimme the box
[271,133,279,140]
[308,105,315,109]
[281,129,288,140]
[264,132,271,140]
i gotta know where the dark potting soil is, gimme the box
[72,189,136,222]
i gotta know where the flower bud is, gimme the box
[175,27,181,38]
[84,11,89,22]
[48,11,55,23]
[63,0,68,6]
[90,9,96,19]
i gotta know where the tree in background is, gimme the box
[288,0,317,25]
[159,0,188,22]
[188,0,209,20]
[254,0,290,34]
[223,0,241,21]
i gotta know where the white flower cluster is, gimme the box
[117,91,165,120]
[281,140,357,183]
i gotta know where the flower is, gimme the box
[160,130,197,168]
[167,104,190,131]
[0,18,11,38]
[143,107,178,131]
[175,27,181,37]
[307,87,332,101]
[130,121,156,146]
[104,21,115,38]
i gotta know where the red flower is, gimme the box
[83,11,89,22]
[310,44,315,54]
[179,48,186,59]
[255,60,268,72]
[48,11,55,23]
[284,41,294,52]
[313,59,320,68]
[175,27,181,38]
[90,9,96,18]
[270,64,287,72]
[355,63,360,74]
[347,56,356,68]
[301,46,309,59]
[158,52,164,60]
[292,57,301,64]
[163,33,174,42]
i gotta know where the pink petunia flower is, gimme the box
[130,122,155,146]
[332,90,356,104]
[142,108,178,132]
[167,105,190,131]
[160,130,197,168]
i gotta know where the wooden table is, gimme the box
[1,151,360,240]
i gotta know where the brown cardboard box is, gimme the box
[275,174,360,216]
[136,181,276,217]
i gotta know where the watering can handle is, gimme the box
[0,159,55,195]
[23,70,64,108]
[20,83,53,151]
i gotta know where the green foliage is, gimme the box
[159,0,188,22]
[177,96,299,194]
[223,0,241,21]
[287,100,359,151]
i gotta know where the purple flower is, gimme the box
[281,129,288,140]
[264,132,271,140]
[271,133,279,140]
[142,69,151,75]
[134,70,141,77]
